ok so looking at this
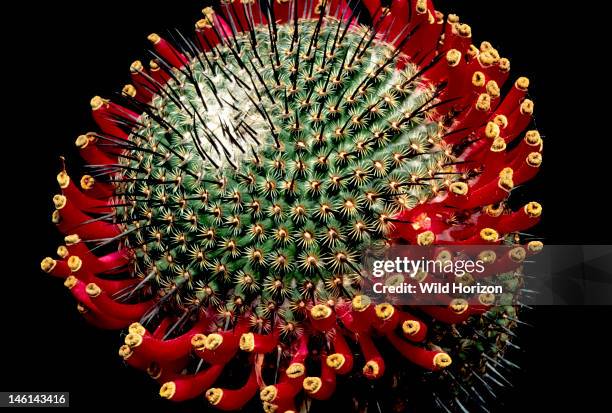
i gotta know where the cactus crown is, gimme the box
[43,1,546,411]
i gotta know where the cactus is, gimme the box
[41,1,544,411]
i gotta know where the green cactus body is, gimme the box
[119,19,447,320]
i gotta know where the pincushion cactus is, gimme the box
[41,1,543,411]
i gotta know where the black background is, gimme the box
[2,1,610,411]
